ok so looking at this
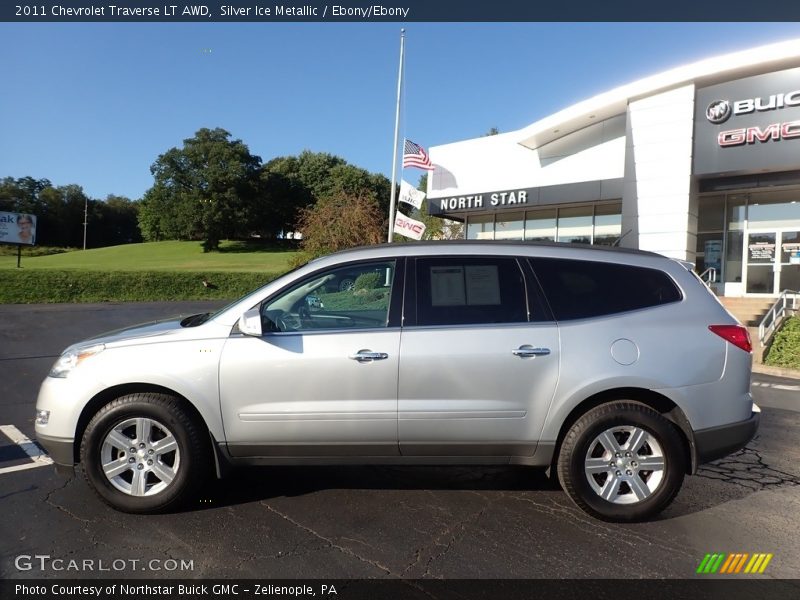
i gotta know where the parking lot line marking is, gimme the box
[0,424,54,475]
[752,381,800,391]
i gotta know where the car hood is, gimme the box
[71,315,194,350]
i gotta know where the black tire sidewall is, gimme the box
[561,403,685,522]
[81,394,202,513]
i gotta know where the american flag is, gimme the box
[403,139,434,171]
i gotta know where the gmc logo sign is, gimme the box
[396,216,424,234]
[718,120,800,146]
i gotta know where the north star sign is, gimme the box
[433,189,530,214]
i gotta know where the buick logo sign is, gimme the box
[707,100,732,124]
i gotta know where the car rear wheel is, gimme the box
[557,401,685,522]
[80,392,208,513]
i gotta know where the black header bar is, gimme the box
[4,1,800,22]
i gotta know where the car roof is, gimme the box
[319,240,664,262]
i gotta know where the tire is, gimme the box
[556,401,685,522]
[338,277,355,292]
[80,392,209,513]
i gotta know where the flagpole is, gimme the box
[387,28,405,243]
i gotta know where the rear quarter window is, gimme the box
[529,257,682,320]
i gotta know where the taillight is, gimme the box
[709,325,752,353]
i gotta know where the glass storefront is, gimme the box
[697,189,800,295]
[494,212,525,241]
[465,203,621,245]
[524,209,557,242]
[466,215,494,240]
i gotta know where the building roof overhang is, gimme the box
[517,39,800,151]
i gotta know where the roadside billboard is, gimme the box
[0,212,37,246]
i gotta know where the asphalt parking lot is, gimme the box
[1,302,799,580]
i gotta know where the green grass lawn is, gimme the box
[0,240,299,272]
[0,241,301,303]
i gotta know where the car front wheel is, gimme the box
[80,392,208,513]
[557,401,685,522]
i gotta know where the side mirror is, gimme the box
[238,308,263,337]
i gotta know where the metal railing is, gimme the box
[759,289,800,346]
[699,267,717,287]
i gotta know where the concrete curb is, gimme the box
[752,363,800,380]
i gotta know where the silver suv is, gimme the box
[35,242,759,521]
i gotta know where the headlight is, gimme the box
[49,344,105,378]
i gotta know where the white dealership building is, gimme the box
[426,40,800,297]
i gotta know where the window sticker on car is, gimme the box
[464,265,501,306]
[430,266,466,306]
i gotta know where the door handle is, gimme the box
[512,346,551,358]
[348,350,389,363]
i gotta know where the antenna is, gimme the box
[613,228,633,247]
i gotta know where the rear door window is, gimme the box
[529,257,682,320]
[414,257,529,326]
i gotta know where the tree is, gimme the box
[0,176,52,214]
[3,177,141,248]
[296,191,384,259]
[262,151,392,236]
[139,128,262,251]
[91,195,142,246]
[17,183,89,247]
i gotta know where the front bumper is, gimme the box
[36,433,75,476]
[694,404,760,466]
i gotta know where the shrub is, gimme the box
[354,271,381,290]
[295,192,385,258]
[0,270,282,304]
[764,316,800,370]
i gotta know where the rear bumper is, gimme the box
[694,405,760,467]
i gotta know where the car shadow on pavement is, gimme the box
[186,465,563,512]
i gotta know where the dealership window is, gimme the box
[698,195,725,232]
[524,209,557,242]
[466,215,494,240]
[747,190,800,229]
[556,207,593,244]
[727,195,747,231]
[697,191,800,286]
[465,203,621,245]
[696,195,725,278]
[724,195,746,284]
[495,212,525,240]
[593,204,623,246]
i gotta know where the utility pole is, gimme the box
[83,196,88,250]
